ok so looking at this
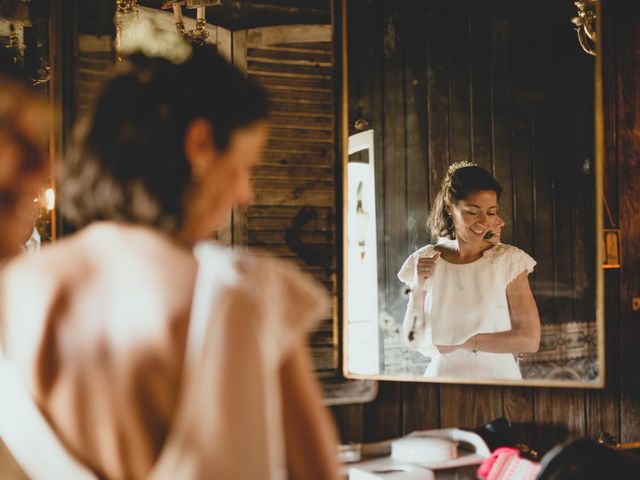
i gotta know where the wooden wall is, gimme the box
[46,0,640,456]
[233,25,338,376]
[331,0,640,454]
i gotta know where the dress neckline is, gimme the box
[435,237,495,266]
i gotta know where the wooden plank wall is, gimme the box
[234,25,339,376]
[331,0,640,455]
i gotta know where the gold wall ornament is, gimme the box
[114,0,139,59]
[116,0,138,16]
[572,0,597,56]
[162,1,186,35]
[184,0,221,45]
[161,0,221,45]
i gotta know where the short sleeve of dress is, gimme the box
[397,245,435,288]
[237,254,330,365]
[397,254,416,287]
[501,245,537,285]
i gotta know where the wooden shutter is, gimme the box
[230,24,376,403]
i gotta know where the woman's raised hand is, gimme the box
[416,251,440,290]
[484,215,506,245]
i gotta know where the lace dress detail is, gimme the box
[482,243,537,285]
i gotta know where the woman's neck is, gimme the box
[437,235,491,263]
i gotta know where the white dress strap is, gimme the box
[186,242,238,373]
[147,241,240,479]
[0,359,97,480]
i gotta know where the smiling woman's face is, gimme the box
[449,190,499,245]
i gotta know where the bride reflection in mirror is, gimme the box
[398,163,541,380]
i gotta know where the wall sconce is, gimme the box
[114,0,139,58]
[163,0,221,44]
[162,1,185,35]
[571,0,597,56]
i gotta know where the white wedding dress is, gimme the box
[398,239,536,380]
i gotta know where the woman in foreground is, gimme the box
[0,40,340,479]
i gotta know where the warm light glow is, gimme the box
[45,188,55,211]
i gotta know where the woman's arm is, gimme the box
[401,252,440,353]
[439,271,541,354]
[280,340,340,480]
[402,289,426,350]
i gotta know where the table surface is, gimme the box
[341,460,480,479]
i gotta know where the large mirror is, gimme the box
[342,0,604,387]
[1,0,55,250]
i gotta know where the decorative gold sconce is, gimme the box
[162,1,186,35]
[163,0,221,45]
[571,0,597,56]
[114,0,138,57]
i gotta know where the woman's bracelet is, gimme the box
[472,335,479,356]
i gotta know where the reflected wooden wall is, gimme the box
[346,0,597,378]
[331,0,639,454]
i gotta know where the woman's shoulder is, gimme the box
[406,244,438,261]
[197,241,329,333]
[483,243,537,282]
[196,241,324,296]
[483,243,533,260]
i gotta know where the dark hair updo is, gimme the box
[60,44,269,233]
[426,164,503,240]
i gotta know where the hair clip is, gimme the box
[447,161,476,176]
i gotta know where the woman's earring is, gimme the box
[446,215,454,231]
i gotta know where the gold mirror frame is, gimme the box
[339,0,605,389]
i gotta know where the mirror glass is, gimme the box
[0,0,55,252]
[343,0,604,386]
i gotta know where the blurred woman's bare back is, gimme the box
[2,222,197,478]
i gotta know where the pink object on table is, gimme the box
[477,447,541,480]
